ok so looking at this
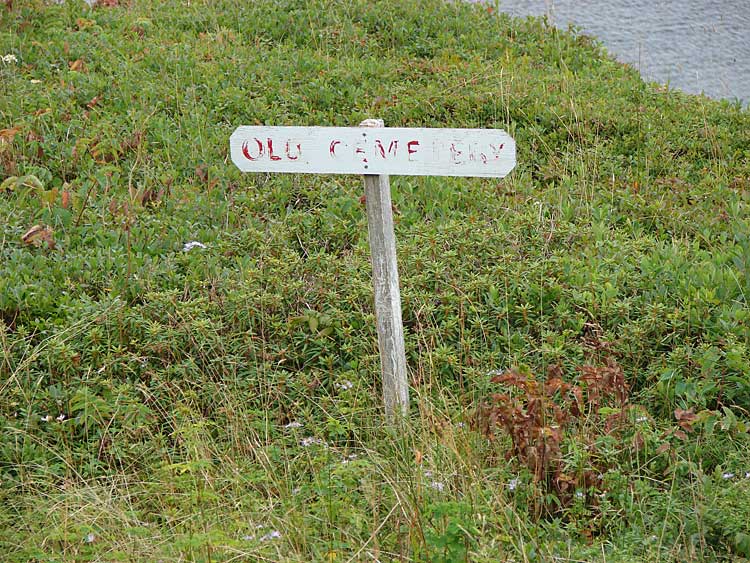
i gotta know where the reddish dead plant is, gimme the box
[476,359,630,512]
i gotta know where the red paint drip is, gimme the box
[449,143,462,162]
[355,146,367,163]
[490,143,505,160]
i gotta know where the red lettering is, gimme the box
[449,142,463,163]
[407,140,419,161]
[242,138,264,161]
[490,143,504,159]
[373,140,399,158]
[286,141,301,160]
[267,139,281,161]
[355,145,367,163]
[329,140,341,156]
[375,140,386,158]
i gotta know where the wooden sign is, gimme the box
[231,120,516,423]
[230,126,516,178]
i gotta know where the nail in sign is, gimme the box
[230,126,516,178]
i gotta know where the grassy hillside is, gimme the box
[1,0,750,561]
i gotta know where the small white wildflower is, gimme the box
[423,470,433,478]
[259,530,281,541]
[334,380,353,391]
[575,491,585,499]
[300,436,326,447]
[429,481,445,492]
[485,369,504,377]
[283,421,303,429]
[84,533,95,543]
[56,413,66,422]
[745,472,750,479]
[635,416,648,423]
[40,415,51,422]
[2,54,18,64]
[722,472,735,480]
[340,453,359,465]
[182,241,207,252]
[455,422,466,428]
[242,534,254,541]
[30,79,42,84]
[507,478,520,491]
[292,487,301,495]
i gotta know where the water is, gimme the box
[492,0,750,105]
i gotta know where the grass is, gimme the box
[1,0,750,561]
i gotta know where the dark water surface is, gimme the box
[490,0,750,105]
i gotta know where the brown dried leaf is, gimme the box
[631,432,645,452]
[122,130,143,152]
[68,59,85,72]
[138,187,163,207]
[195,165,208,183]
[76,17,95,30]
[544,377,568,397]
[21,225,54,249]
[491,369,529,390]
[674,408,697,432]
[25,130,43,143]
[568,385,583,417]
[674,408,696,421]
[546,364,564,379]
[0,126,21,145]
[673,430,688,441]
[604,410,626,433]
[656,442,671,455]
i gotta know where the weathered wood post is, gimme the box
[359,118,409,421]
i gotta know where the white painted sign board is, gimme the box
[230,126,516,178]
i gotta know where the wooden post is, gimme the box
[360,118,409,421]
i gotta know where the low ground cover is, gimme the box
[1,0,750,561]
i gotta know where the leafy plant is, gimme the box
[476,360,635,516]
